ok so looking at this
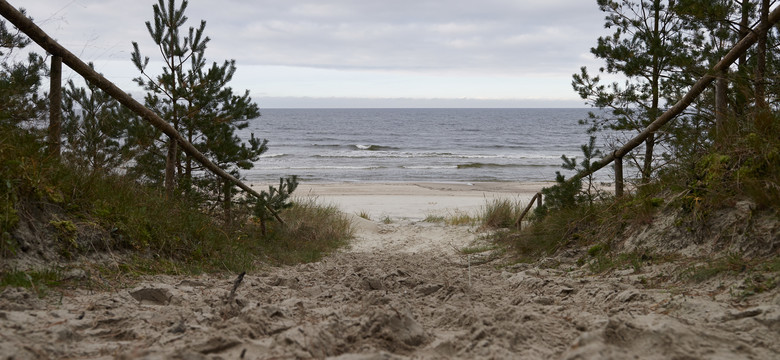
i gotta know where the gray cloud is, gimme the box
[22,0,607,75]
[257,96,584,109]
[16,1,611,107]
[208,0,606,74]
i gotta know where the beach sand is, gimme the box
[270,181,548,220]
[2,182,779,359]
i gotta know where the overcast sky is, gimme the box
[19,0,611,108]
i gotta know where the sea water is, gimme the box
[238,108,613,183]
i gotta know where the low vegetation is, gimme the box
[1,2,353,292]
[422,210,478,226]
[0,124,353,290]
[479,198,522,229]
[467,0,780,294]
[476,109,780,288]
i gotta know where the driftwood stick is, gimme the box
[228,271,246,300]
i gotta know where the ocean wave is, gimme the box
[454,162,554,169]
[259,153,288,158]
[309,152,561,160]
[311,152,425,159]
[402,165,458,169]
[352,144,400,151]
[456,162,521,169]
[258,165,387,170]
[311,144,343,148]
[455,154,561,160]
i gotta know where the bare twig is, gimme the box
[228,271,246,300]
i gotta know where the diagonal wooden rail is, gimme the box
[516,5,780,229]
[514,192,542,230]
[0,0,283,224]
[568,5,780,185]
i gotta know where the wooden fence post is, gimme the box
[515,192,542,231]
[48,55,62,158]
[614,156,624,197]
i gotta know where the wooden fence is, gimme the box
[0,1,284,223]
[515,5,780,230]
[3,1,778,230]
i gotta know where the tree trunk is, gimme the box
[184,100,194,187]
[259,217,267,237]
[614,156,624,197]
[164,138,177,197]
[48,56,62,159]
[185,128,193,191]
[735,0,751,115]
[643,0,661,184]
[755,0,769,110]
[223,180,232,226]
[164,11,179,199]
[643,134,654,181]
[738,0,750,69]
[715,69,729,139]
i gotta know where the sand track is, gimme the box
[2,217,780,359]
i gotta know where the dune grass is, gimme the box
[262,198,353,264]
[0,268,62,297]
[0,125,353,289]
[479,198,524,229]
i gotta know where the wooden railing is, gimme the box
[0,1,284,223]
[5,0,778,229]
[514,192,541,230]
[515,5,780,228]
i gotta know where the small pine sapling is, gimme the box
[535,136,603,218]
[253,176,299,236]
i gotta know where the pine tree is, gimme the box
[572,0,691,183]
[130,0,270,220]
[177,53,266,213]
[673,0,752,136]
[673,0,779,135]
[253,176,298,236]
[0,9,45,127]
[61,64,136,173]
[131,0,207,197]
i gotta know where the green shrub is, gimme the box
[0,124,352,278]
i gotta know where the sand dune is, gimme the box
[2,182,778,359]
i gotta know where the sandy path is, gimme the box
[2,184,780,359]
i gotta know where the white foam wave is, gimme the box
[312,152,560,160]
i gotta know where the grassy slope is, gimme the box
[0,126,352,293]
[475,112,779,290]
